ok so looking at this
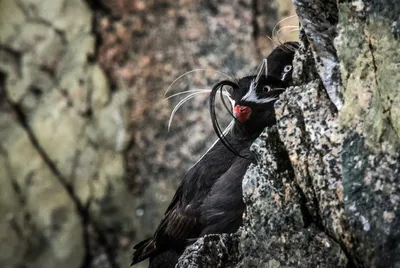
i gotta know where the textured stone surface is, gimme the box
[275,77,350,251]
[238,127,347,267]
[276,0,400,267]
[336,0,400,266]
[293,0,343,110]
[176,234,239,268]
[337,1,400,146]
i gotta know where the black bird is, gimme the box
[132,42,299,268]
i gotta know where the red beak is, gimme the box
[233,105,251,123]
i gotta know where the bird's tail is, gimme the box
[131,238,156,266]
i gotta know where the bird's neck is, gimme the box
[231,122,264,141]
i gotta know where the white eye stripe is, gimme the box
[240,80,278,104]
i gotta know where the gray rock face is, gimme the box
[239,127,347,268]
[178,0,400,267]
[293,0,343,110]
[336,1,400,265]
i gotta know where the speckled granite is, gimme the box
[176,234,239,268]
[337,0,400,266]
[293,0,343,110]
[238,127,347,267]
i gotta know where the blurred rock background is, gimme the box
[0,0,297,267]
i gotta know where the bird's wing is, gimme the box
[200,151,255,236]
[132,184,199,265]
[150,141,240,246]
[132,238,155,265]
[151,139,242,243]
[133,138,243,265]
[154,205,199,242]
[151,180,201,245]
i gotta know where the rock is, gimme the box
[176,234,239,268]
[336,1,400,265]
[293,0,343,110]
[239,127,347,268]
[178,127,347,268]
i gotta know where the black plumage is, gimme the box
[132,42,299,268]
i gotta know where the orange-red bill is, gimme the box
[233,105,251,123]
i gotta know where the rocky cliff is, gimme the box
[177,0,400,267]
[1,0,398,267]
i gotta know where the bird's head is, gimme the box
[229,74,289,136]
[209,42,298,155]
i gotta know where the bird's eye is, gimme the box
[284,65,292,72]
[263,85,272,92]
